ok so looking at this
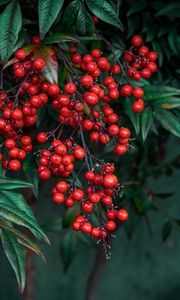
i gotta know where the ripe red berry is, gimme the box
[15,49,26,61]
[103,174,118,188]
[85,170,95,181]
[114,144,128,156]
[82,201,93,213]
[131,35,142,47]
[111,64,121,75]
[91,227,100,238]
[14,67,25,78]
[91,49,101,58]
[74,146,85,160]
[81,222,92,233]
[84,92,98,106]
[106,220,116,231]
[36,132,47,143]
[11,109,23,120]
[72,221,81,231]
[53,192,64,204]
[108,124,119,136]
[107,210,117,220]
[132,99,144,113]
[64,82,77,94]
[72,189,84,201]
[89,193,100,204]
[147,51,158,61]
[31,35,41,45]
[120,85,132,96]
[48,84,60,98]
[119,128,131,139]
[92,16,99,24]
[117,209,128,221]
[9,159,21,171]
[132,88,144,99]
[81,75,93,87]
[33,58,45,70]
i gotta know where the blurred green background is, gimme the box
[0,137,179,300]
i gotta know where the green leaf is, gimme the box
[143,85,180,101]
[0,0,22,65]
[0,0,11,5]
[61,0,80,30]
[127,0,146,16]
[22,153,39,198]
[1,231,26,293]
[76,2,95,36]
[141,107,153,141]
[34,46,58,84]
[38,0,64,39]
[43,33,79,44]
[156,2,180,18]
[156,192,174,199]
[124,98,140,135]
[86,0,123,30]
[162,220,172,241]
[154,108,180,138]
[0,176,33,190]
[156,97,180,110]
[0,202,49,244]
[60,230,77,272]
[43,217,62,232]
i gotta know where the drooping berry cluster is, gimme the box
[0,35,158,246]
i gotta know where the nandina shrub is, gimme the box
[0,0,179,292]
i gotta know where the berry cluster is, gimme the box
[0,35,158,245]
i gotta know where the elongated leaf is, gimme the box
[144,85,180,101]
[34,46,58,84]
[0,176,33,190]
[124,98,140,135]
[38,0,64,39]
[162,220,172,241]
[43,33,79,44]
[86,0,123,30]
[154,108,180,137]
[0,0,22,65]
[0,203,49,244]
[156,2,180,18]
[155,97,180,109]
[1,231,26,293]
[76,3,95,36]
[0,222,45,259]
[23,153,39,198]
[61,0,80,30]
[60,230,77,272]
[141,107,153,141]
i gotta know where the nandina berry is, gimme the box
[48,84,60,98]
[108,88,119,100]
[81,222,92,233]
[132,99,144,113]
[86,61,97,73]
[147,51,158,61]
[106,220,116,231]
[111,64,121,75]
[138,45,149,55]
[81,75,93,87]
[11,109,23,120]
[33,58,45,70]
[82,201,93,213]
[15,49,26,61]
[72,221,81,231]
[8,147,19,158]
[119,128,131,139]
[53,192,64,204]
[5,139,16,149]
[117,209,128,221]
[132,88,144,99]
[84,92,98,106]
[108,124,119,136]
[56,181,68,193]
[31,35,41,45]
[20,135,32,146]
[36,132,47,143]
[114,144,128,156]
[82,119,93,131]
[85,170,95,181]
[64,82,77,94]
[107,210,117,220]
[101,195,112,206]
[65,197,75,207]
[91,49,101,58]
[89,193,100,204]
[74,146,85,160]
[39,168,51,180]
[131,35,142,47]
[103,174,118,188]
[14,67,25,78]
[72,189,84,201]
[91,227,100,238]
[9,159,21,171]
[120,85,132,96]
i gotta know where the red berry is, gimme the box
[84,92,98,106]
[72,189,84,201]
[9,159,21,171]
[91,49,101,58]
[89,193,100,204]
[147,51,158,61]
[132,88,144,99]
[81,222,92,234]
[33,58,45,70]
[103,174,118,188]
[53,192,64,204]
[82,201,93,213]
[92,16,99,24]
[108,124,119,136]
[91,227,100,238]
[14,68,25,78]
[15,49,26,61]
[31,35,41,45]
[72,221,81,231]
[85,170,95,181]
[64,82,77,94]
[56,181,68,193]
[48,84,60,98]
[11,109,23,120]
[120,85,132,96]
[74,146,85,160]
[132,99,144,113]
[36,132,47,143]
[119,128,131,139]
[107,210,117,220]
[117,209,128,221]
[106,220,116,231]
[131,35,142,47]
[81,75,93,87]
[114,144,128,156]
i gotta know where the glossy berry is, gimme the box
[15,49,26,61]
[117,209,128,221]
[33,59,45,70]
[106,220,116,231]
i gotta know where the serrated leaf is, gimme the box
[38,0,64,39]
[162,220,172,241]
[0,0,22,65]
[60,230,77,272]
[76,3,95,36]
[1,231,26,293]
[34,46,58,84]
[156,2,180,18]
[124,97,140,135]
[86,0,123,30]
[154,108,180,138]
[43,33,79,44]
[141,107,153,141]
[22,153,39,198]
